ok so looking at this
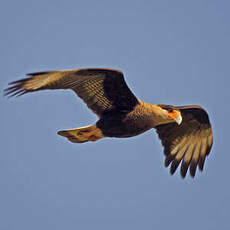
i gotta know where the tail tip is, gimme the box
[57,130,67,137]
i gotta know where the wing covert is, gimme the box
[4,68,139,117]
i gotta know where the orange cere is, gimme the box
[168,110,181,120]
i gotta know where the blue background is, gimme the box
[1,1,230,229]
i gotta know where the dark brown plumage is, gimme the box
[156,106,213,178]
[4,68,213,178]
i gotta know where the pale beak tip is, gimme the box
[176,115,182,125]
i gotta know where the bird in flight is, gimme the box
[4,68,213,178]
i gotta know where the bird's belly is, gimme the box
[96,115,152,138]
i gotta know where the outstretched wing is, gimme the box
[4,68,139,117]
[155,106,213,178]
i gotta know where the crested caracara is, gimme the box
[4,68,213,178]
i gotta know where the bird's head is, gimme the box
[158,104,182,125]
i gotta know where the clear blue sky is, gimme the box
[1,1,230,229]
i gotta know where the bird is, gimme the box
[4,68,213,178]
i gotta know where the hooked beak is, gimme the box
[175,115,182,125]
[168,110,182,125]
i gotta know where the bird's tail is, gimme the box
[57,124,104,143]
